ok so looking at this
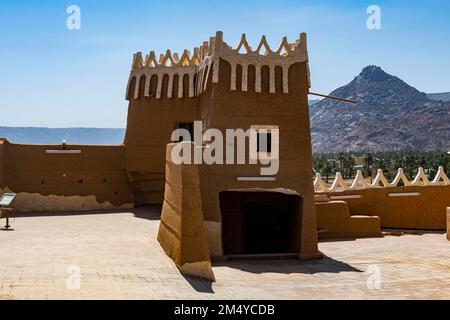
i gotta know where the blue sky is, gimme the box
[0,0,449,128]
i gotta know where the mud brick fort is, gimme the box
[0,31,449,280]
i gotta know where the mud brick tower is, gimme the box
[124,31,320,279]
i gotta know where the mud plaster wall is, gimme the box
[193,59,319,258]
[447,208,450,241]
[124,74,198,204]
[157,144,214,280]
[157,57,320,262]
[321,186,450,229]
[315,200,381,238]
[124,74,198,173]
[0,140,5,186]
[0,140,133,211]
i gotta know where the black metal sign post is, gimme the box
[0,193,16,231]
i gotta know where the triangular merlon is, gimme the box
[132,52,144,69]
[430,166,450,186]
[370,169,389,188]
[350,170,368,189]
[255,35,272,56]
[236,33,252,54]
[390,168,411,187]
[411,167,430,186]
[179,50,191,67]
[313,173,328,193]
[144,51,158,68]
[329,172,348,192]
[276,36,290,56]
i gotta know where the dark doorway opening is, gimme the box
[176,122,194,142]
[219,191,301,256]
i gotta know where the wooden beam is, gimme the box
[308,91,358,104]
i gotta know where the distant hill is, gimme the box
[2,69,449,151]
[310,65,450,152]
[308,99,322,106]
[0,127,125,145]
[427,92,450,102]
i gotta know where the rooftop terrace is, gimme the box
[1,206,449,299]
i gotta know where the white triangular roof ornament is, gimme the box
[255,35,272,56]
[172,52,180,64]
[329,172,348,192]
[191,48,200,66]
[314,173,328,193]
[179,49,191,67]
[236,33,251,54]
[430,166,450,186]
[370,169,389,188]
[350,170,368,189]
[276,36,290,56]
[411,167,430,186]
[163,50,174,67]
[132,52,144,69]
[158,53,164,65]
[390,168,411,187]
[144,51,158,68]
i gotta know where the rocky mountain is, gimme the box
[427,92,450,102]
[0,127,125,145]
[308,99,322,106]
[1,68,448,151]
[310,66,450,152]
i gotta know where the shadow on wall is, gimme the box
[212,254,362,275]
[382,229,446,237]
[318,237,359,243]
[13,205,162,220]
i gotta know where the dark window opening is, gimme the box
[177,122,194,142]
[257,132,272,153]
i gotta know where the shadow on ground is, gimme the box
[131,205,162,220]
[183,275,215,294]
[183,254,362,293]
[212,254,362,275]
[12,205,162,220]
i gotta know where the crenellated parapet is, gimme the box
[212,31,308,94]
[125,31,309,100]
[314,166,450,193]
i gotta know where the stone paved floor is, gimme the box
[1,206,450,299]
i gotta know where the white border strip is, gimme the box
[236,176,277,182]
[45,150,82,154]
[329,195,363,200]
[388,192,420,197]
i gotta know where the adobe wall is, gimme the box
[194,58,318,258]
[0,139,5,186]
[315,200,381,239]
[0,139,133,211]
[447,208,450,241]
[320,186,450,229]
[124,72,198,205]
[157,143,214,280]
[124,75,198,173]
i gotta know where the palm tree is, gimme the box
[365,153,373,178]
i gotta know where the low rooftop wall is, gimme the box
[314,167,450,229]
[0,139,133,211]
